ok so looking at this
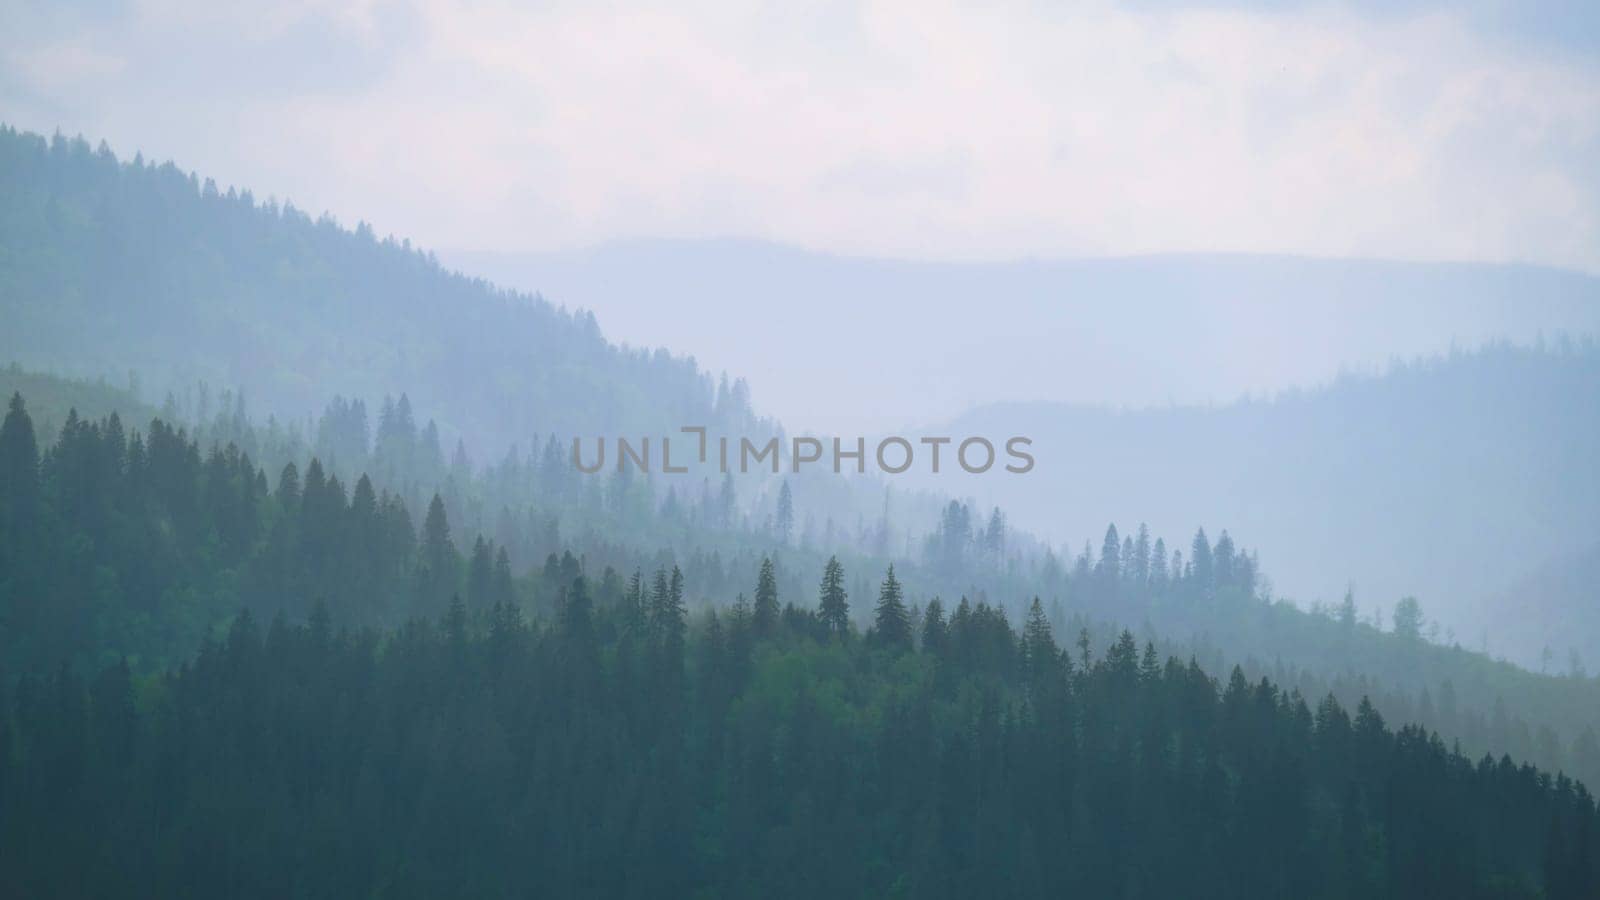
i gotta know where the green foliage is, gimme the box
[817,554,849,639]
[753,556,779,637]
[9,384,1600,815]
[872,565,911,651]
[1,591,1594,898]
[1394,595,1425,641]
[0,127,732,451]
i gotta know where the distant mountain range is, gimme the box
[446,239,1600,435]
[444,239,1600,670]
[8,126,1598,672]
[925,343,1600,669]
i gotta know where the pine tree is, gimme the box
[417,493,457,609]
[1213,530,1236,588]
[561,575,594,647]
[275,462,301,512]
[649,567,671,639]
[921,597,948,657]
[622,569,646,640]
[872,565,911,651]
[1131,523,1151,585]
[817,555,849,638]
[1139,641,1161,683]
[1150,537,1168,588]
[0,392,41,527]
[1098,523,1121,585]
[1021,597,1059,686]
[648,566,687,649]
[753,557,779,637]
[669,565,685,634]
[986,507,1007,561]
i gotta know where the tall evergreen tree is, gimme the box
[753,556,779,637]
[1149,536,1168,588]
[467,536,493,611]
[417,493,457,609]
[818,555,849,638]
[1021,597,1060,687]
[1131,523,1151,585]
[1099,523,1121,585]
[0,392,40,527]
[560,574,595,647]
[872,565,911,651]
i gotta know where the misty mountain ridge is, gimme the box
[446,238,1600,435]
[7,124,1597,674]
[925,340,1600,670]
[0,127,757,456]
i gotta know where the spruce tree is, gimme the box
[872,565,911,651]
[467,536,493,611]
[921,597,948,657]
[1131,523,1151,585]
[622,569,646,640]
[1021,597,1059,685]
[753,557,779,637]
[1190,527,1213,594]
[417,493,457,609]
[817,555,849,638]
[561,575,594,646]
[1149,537,1168,588]
[0,392,40,522]
[1099,523,1121,582]
[649,567,671,639]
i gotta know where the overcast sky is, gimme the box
[4,0,1598,273]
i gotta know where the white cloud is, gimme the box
[4,0,1598,270]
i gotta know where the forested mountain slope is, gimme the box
[0,127,744,451]
[0,363,158,447]
[934,342,1600,670]
[447,238,1600,436]
[6,125,1600,824]
[4,582,1597,898]
[7,385,1600,802]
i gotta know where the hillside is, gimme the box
[4,588,1598,898]
[1471,542,1600,671]
[0,127,743,452]
[8,380,1600,797]
[6,127,1600,808]
[446,238,1600,434]
[0,363,158,447]
[930,342,1600,670]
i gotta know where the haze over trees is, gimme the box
[4,124,1599,897]
[7,381,1600,803]
[4,556,1597,898]
[0,126,752,452]
[935,340,1600,670]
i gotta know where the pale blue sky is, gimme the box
[4,0,1597,273]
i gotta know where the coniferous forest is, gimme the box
[2,392,1599,898]
[4,591,1596,899]
[2,116,1598,898]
